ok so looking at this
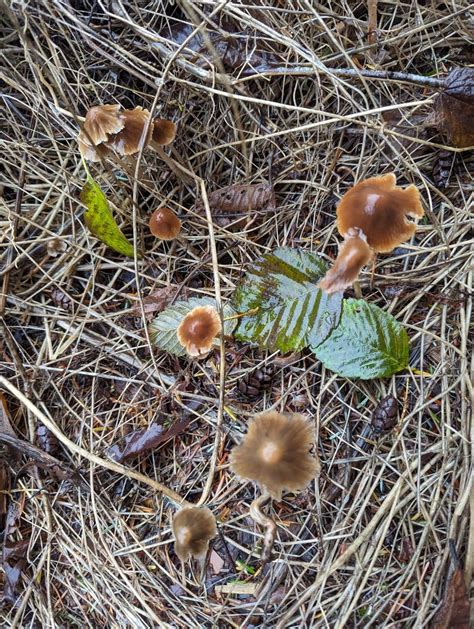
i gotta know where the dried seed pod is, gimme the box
[172,506,217,561]
[176,305,221,357]
[432,150,455,189]
[148,207,182,240]
[336,174,424,253]
[230,411,320,500]
[318,227,373,294]
[106,106,153,156]
[206,182,275,213]
[238,365,275,398]
[371,395,398,434]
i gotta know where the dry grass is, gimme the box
[1,0,472,627]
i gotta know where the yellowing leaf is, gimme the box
[80,178,137,258]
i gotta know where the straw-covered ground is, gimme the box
[1,1,472,627]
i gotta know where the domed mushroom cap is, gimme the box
[172,507,217,562]
[106,106,153,155]
[80,104,125,146]
[319,228,373,294]
[336,174,424,253]
[177,305,221,357]
[229,411,320,501]
[149,207,182,240]
[152,119,177,146]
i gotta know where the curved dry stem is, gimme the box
[249,493,277,565]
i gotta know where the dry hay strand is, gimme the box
[0,0,472,627]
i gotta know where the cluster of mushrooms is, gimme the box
[77,104,426,566]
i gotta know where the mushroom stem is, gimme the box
[249,493,277,565]
[353,280,363,298]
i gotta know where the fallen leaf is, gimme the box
[2,539,29,604]
[127,285,183,319]
[432,94,474,148]
[214,582,257,597]
[80,177,138,258]
[432,547,470,629]
[0,394,18,519]
[0,433,73,481]
[209,550,225,575]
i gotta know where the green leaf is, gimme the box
[80,178,137,258]
[232,247,343,353]
[149,296,236,356]
[313,299,409,379]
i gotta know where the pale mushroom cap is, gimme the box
[229,411,320,501]
[106,106,153,155]
[336,174,424,253]
[82,104,124,146]
[318,227,373,294]
[77,134,110,162]
[152,119,177,146]
[148,207,182,240]
[172,507,217,562]
[177,305,221,357]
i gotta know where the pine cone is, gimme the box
[371,395,398,434]
[433,149,455,189]
[238,365,275,398]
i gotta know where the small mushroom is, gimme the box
[151,119,177,146]
[318,228,373,294]
[176,305,221,357]
[80,104,124,146]
[230,411,319,563]
[336,173,424,253]
[319,174,424,294]
[172,506,217,562]
[106,106,153,156]
[148,207,182,240]
[230,411,320,501]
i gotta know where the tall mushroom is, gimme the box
[230,411,320,563]
[319,173,424,294]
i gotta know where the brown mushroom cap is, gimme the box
[229,411,320,500]
[152,119,177,146]
[106,106,153,155]
[148,207,182,240]
[77,136,110,162]
[336,174,424,253]
[318,228,373,294]
[81,104,125,146]
[177,305,221,357]
[172,507,217,562]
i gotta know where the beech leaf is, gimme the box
[232,247,343,353]
[149,296,236,356]
[313,299,409,379]
[80,177,137,258]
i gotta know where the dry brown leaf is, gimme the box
[432,556,470,629]
[127,286,183,320]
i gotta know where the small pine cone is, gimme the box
[372,395,398,435]
[432,149,455,189]
[238,365,275,398]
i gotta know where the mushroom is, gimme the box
[230,411,320,562]
[318,228,373,294]
[105,106,153,156]
[172,506,217,562]
[77,104,124,162]
[319,174,424,294]
[151,119,177,147]
[148,206,182,240]
[176,305,221,357]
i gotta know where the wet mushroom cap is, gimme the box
[148,207,182,240]
[77,136,110,162]
[152,119,177,146]
[106,106,153,155]
[177,305,221,357]
[172,507,217,562]
[80,104,125,146]
[336,173,424,253]
[229,411,320,501]
[318,228,373,294]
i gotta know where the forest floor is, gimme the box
[1,1,472,627]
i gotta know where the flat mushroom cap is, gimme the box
[106,106,153,155]
[80,104,125,146]
[152,119,177,146]
[229,411,320,500]
[172,507,217,562]
[149,207,182,240]
[336,173,424,253]
[177,305,221,357]
[319,228,373,294]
